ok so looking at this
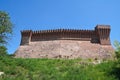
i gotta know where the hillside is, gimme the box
[0,56,119,80]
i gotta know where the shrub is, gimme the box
[0,46,7,56]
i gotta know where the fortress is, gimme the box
[15,25,114,59]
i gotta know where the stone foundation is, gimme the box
[15,40,114,59]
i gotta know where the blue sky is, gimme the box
[0,0,119,54]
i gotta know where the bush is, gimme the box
[0,58,118,80]
[0,46,7,56]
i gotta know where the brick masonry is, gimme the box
[14,25,114,59]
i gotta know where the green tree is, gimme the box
[114,40,120,59]
[112,41,120,80]
[0,11,13,55]
[0,11,13,45]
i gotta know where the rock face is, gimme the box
[14,25,114,59]
[0,72,4,76]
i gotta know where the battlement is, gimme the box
[20,25,111,45]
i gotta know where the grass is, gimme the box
[0,56,119,80]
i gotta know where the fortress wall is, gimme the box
[15,25,114,59]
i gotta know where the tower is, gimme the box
[20,30,32,45]
[95,25,111,45]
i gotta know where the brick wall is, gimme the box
[20,25,111,45]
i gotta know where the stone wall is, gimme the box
[15,40,114,59]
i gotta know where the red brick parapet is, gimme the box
[20,25,111,45]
